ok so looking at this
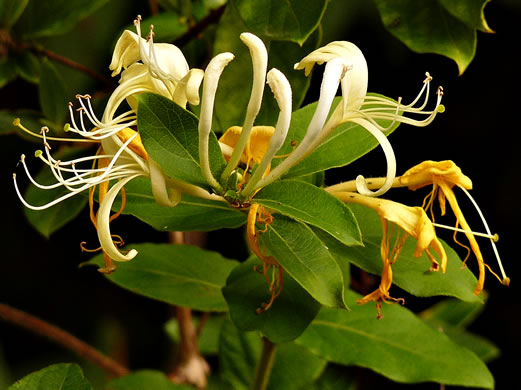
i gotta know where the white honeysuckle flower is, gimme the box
[240,68,292,198]
[199,52,236,192]
[261,41,443,197]
[219,32,269,182]
[104,15,204,122]
[14,17,217,269]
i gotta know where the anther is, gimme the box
[64,123,70,132]
[437,86,444,96]
[424,72,432,83]
[40,126,49,134]
[54,160,61,168]
[20,154,25,162]
[68,102,73,108]
[44,141,51,150]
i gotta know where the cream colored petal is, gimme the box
[173,68,205,107]
[148,159,181,207]
[109,30,142,77]
[97,175,142,262]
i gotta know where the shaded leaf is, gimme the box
[0,0,28,28]
[22,148,89,238]
[253,179,362,246]
[0,109,44,136]
[259,215,347,308]
[107,370,192,390]
[137,93,226,189]
[232,0,326,44]
[222,257,321,343]
[16,0,110,38]
[219,318,326,390]
[90,243,238,311]
[0,57,17,88]
[296,292,494,388]
[123,12,189,42]
[114,177,247,231]
[38,59,67,126]
[341,204,483,303]
[8,363,92,390]
[304,364,357,390]
[14,51,40,84]
[374,0,489,74]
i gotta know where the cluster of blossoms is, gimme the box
[14,17,508,313]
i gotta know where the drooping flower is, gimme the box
[398,160,509,295]
[333,191,447,317]
[327,160,508,297]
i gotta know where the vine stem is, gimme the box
[0,303,129,377]
[252,337,277,390]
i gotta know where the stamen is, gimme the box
[458,186,509,285]
[432,222,499,241]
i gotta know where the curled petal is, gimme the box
[109,30,142,77]
[149,159,181,207]
[351,118,396,197]
[97,175,143,262]
[173,68,205,107]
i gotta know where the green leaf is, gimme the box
[421,296,487,328]
[164,315,225,355]
[296,292,494,388]
[374,0,490,74]
[340,204,483,303]
[38,59,68,127]
[22,148,89,238]
[305,364,357,390]
[222,257,321,343]
[273,96,400,179]
[89,243,238,311]
[115,177,247,231]
[421,298,500,362]
[219,318,326,390]
[0,0,28,28]
[8,363,92,390]
[0,57,17,88]
[212,3,322,130]
[259,215,347,308]
[232,0,327,44]
[16,0,110,38]
[14,51,40,84]
[439,0,493,32]
[253,179,362,247]
[106,370,192,390]
[137,93,226,189]
[0,109,44,136]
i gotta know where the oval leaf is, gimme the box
[115,177,247,231]
[232,0,326,44]
[259,215,347,308]
[137,93,225,189]
[296,294,494,388]
[89,243,238,311]
[374,0,480,74]
[253,179,361,247]
[222,257,321,343]
[8,363,92,390]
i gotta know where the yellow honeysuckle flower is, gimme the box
[399,160,509,295]
[334,191,447,317]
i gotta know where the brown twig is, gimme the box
[173,4,227,48]
[33,46,115,88]
[0,303,129,378]
[149,0,160,16]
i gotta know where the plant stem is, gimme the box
[252,337,277,390]
[0,303,129,377]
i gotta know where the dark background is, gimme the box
[1,0,519,389]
